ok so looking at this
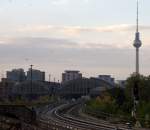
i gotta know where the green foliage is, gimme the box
[1,95,54,106]
[126,74,150,102]
[137,102,150,118]
[85,74,150,128]
[86,99,117,114]
[108,87,126,106]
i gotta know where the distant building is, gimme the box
[27,69,45,81]
[116,80,126,88]
[60,77,114,99]
[12,81,61,99]
[12,81,48,99]
[98,75,115,86]
[43,81,61,96]
[62,70,82,83]
[0,78,15,99]
[7,69,26,82]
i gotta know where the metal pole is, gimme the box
[136,48,139,74]
[30,65,33,99]
[49,74,51,82]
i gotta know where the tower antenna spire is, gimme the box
[136,0,139,32]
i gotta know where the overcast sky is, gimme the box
[0,0,150,81]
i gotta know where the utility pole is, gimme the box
[49,74,51,82]
[30,65,33,100]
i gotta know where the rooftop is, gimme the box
[65,70,80,73]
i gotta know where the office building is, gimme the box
[7,69,26,82]
[116,80,126,88]
[27,69,45,81]
[98,75,115,86]
[60,77,114,98]
[62,70,82,83]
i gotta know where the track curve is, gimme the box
[42,101,130,130]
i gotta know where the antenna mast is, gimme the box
[136,0,139,32]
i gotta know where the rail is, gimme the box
[0,102,140,130]
[49,102,129,130]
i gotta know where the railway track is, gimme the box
[64,103,130,129]
[41,102,130,130]
[0,102,130,130]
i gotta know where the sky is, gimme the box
[0,0,150,81]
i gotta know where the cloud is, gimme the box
[0,36,131,49]
[51,0,69,5]
[16,24,150,48]
[0,37,80,48]
[17,24,150,35]
[0,37,134,65]
[0,36,150,80]
[50,0,90,5]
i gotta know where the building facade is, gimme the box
[7,69,26,82]
[60,77,114,98]
[27,69,45,81]
[0,78,15,99]
[12,81,61,99]
[116,80,126,88]
[62,70,82,83]
[98,75,115,86]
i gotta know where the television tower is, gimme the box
[132,0,142,121]
[133,0,142,74]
